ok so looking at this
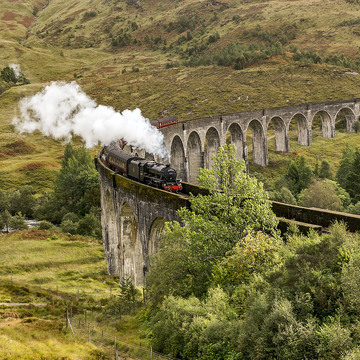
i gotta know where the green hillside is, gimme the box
[1,0,360,191]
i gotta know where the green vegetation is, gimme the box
[145,147,360,359]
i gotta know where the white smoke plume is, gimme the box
[12,81,170,159]
[9,64,22,79]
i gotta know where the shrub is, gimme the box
[353,120,360,133]
[38,221,53,230]
[316,321,352,360]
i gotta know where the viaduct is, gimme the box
[96,99,360,285]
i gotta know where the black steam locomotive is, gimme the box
[101,146,182,192]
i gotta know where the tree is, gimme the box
[336,144,355,190]
[54,143,100,216]
[319,159,332,179]
[284,155,314,196]
[1,210,11,233]
[147,144,279,299]
[299,179,343,211]
[0,66,17,83]
[344,148,360,204]
[272,186,297,205]
[9,212,28,230]
[8,185,36,217]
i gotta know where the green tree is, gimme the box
[1,210,11,233]
[284,155,314,196]
[0,66,17,83]
[344,148,360,204]
[147,144,278,299]
[8,185,36,217]
[347,201,360,215]
[9,212,28,230]
[336,144,355,190]
[271,186,297,205]
[319,159,332,179]
[54,143,100,216]
[299,179,343,211]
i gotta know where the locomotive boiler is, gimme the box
[101,146,182,192]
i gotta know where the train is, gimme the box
[101,146,182,192]
[150,115,178,129]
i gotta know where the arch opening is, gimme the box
[289,113,309,147]
[205,127,220,169]
[148,218,166,259]
[119,203,143,285]
[226,123,244,161]
[312,111,333,138]
[267,116,287,153]
[335,108,356,133]
[187,131,203,183]
[171,135,187,181]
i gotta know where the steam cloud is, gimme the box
[9,64,22,79]
[12,81,170,159]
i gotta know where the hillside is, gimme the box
[1,0,360,191]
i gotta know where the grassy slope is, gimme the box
[0,0,360,190]
[0,229,144,359]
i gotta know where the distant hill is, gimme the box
[1,0,360,191]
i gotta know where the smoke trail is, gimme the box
[12,81,170,159]
[9,64,22,79]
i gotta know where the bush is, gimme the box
[353,120,360,133]
[316,321,352,360]
[38,221,53,230]
[9,213,28,230]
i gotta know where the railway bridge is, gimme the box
[157,98,360,183]
[97,99,360,285]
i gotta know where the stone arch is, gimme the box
[335,107,356,133]
[289,113,310,146]
[226,123,244,161]
[148,217,166,259]
[104,189,118,275]
[246,119,267,166]
[119,202,143,285]
[312,110,333,138]
[205,127,220,169]
[268,116,288,152]
[171,135,187,181]
[187,131,203,183]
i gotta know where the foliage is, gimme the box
[319,159,333,179]
[54,143,100,216]
[38,220,54,230]
[298,179,343,211]
[147,145,278,300]
[0,66,29,85]
[9,212,28,230]
[344,148,360,204]
[213,231,282,288]
[353,120,360,133]
[271,186,297,205]
[293,50,360,71]
[347,201,360,214]
[150,287,238,359]
[336,144,355,190]
[282,155,314,196]
[105,275,140,316]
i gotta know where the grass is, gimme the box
[0,229,148,359]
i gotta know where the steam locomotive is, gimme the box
[101,146,182,192]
